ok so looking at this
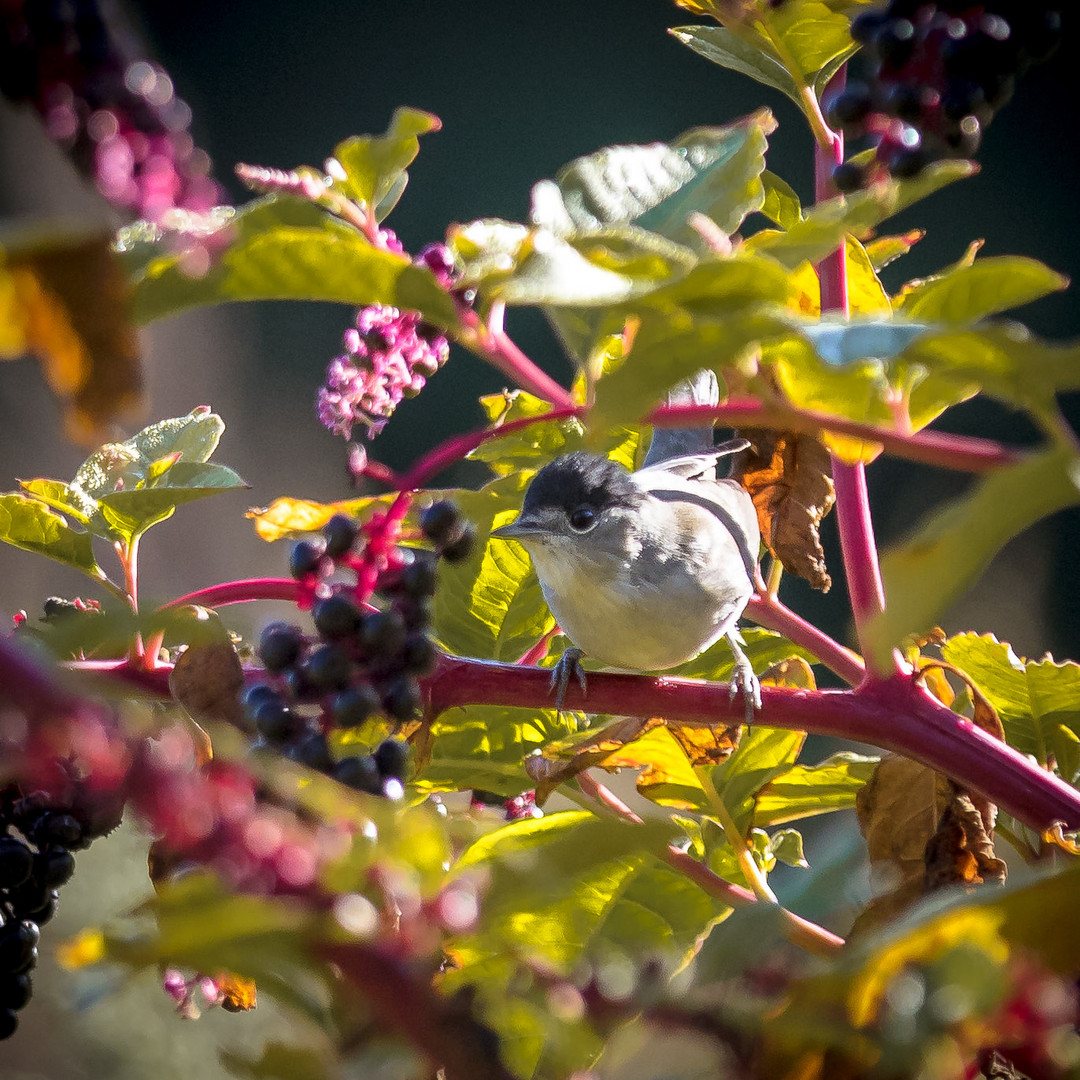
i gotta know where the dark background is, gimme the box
[0,5,1077,1075]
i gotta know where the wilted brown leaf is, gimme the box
[168,612,245,729]
[732,430,835,591]
[854,756,1006,935]
[6,234,143,444]
[853,756,951,934]
[527,715,661,803]
[924,791,1007,891]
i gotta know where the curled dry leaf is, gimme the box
[924,790,1007,891]
[731,429,835,592]
[854,755,1006,936]
[168,608,245,730]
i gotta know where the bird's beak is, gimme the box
[491,516,547,541]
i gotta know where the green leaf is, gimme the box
[450,811,730,974]
[97,462,248,543]
[760,170,802,230]
[17,478,95,527]
[131,196,456,328]
[433,475,555,662]
[753,751,879,827]
[901,324,1080,419]
[530,110,776,245]
[709,726,806,833]
[329,106,441,217]
[898,255,1068,324]
[941,633,1080,766]
[748,160,976,270]
[768,828,808,868]
[0,493,106,581]
[470,389,641,478]
[864,229,925,271]
[670,26,803,108]
[419,704,584,796]
[866,448,1080,671]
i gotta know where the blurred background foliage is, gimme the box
[0,3,1077,1077]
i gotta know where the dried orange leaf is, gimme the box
[760,656,816,690]
[217,971,258,1012]
[732,429,835,592]
[667,722,741,766]
[167,609,245,729]
[924,791,1007,891]
[8,234,143,444]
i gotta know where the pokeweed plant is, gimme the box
[0,1,1078,1077]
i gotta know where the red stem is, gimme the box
[425,655,1080,831]
[456,308,575,409]
[745,593,864,687]
[814,69,892,673]
[653,401,1023,474]
[50,650,1080,830]
[159,578,307,610]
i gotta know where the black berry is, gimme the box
[312,594,361,640]
[258,623,304,672]
[0,973,32,1011]
[287,731,333,772]
[0,838,33,889]
[401,633,438,677]
[0,923,38,973]
[334,755,383,794]
[440,523,476,563]
[301,644,353,691]
[331,684,382,728]
[37,848,75,888]
[32,813,84,849]
[323,514,358,559]
[290,539,326,579]
[359,610,408,658]
[0,1008,17,1040]
[420,501,465,547]
[374,738,410,782]
[252,697,304,744]
[382,677,422,721]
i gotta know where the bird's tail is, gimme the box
[642,368,719,467]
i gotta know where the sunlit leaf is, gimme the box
[131,196,456,328]
[755,751,879,827]
[0,493,106,581]
[941,633,1080,765]
[246,493,397,542]
[866,448,1080,671]
[330,106,441,218]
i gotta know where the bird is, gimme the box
[490,370,762,721]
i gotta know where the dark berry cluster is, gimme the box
[0,0,220,220]
[0,780,122,1040]
[828,3,1062,190]
[244,502,474,795]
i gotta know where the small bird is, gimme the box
[491,370,762,721]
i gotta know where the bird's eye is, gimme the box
[568,506,597,532]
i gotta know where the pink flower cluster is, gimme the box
[316,244,455,440]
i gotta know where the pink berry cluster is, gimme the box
[0,0,222,221]
[316,243,455,441]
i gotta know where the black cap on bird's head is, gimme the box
[491,452,643,541]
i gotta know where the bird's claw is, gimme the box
[550,647,587,713]
[726,633,762,725]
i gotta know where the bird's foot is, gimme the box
[550,647,587,713]
[726,632,762,725]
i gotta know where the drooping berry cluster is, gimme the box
[244,502,474,795]
[827,3,1062,191]
[316,244,456,441]
[0,0,221,220]
[0,777,123,1040]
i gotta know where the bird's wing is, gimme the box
[635,464,761,581]
[635,439,750,481]
[642,369,720,466]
